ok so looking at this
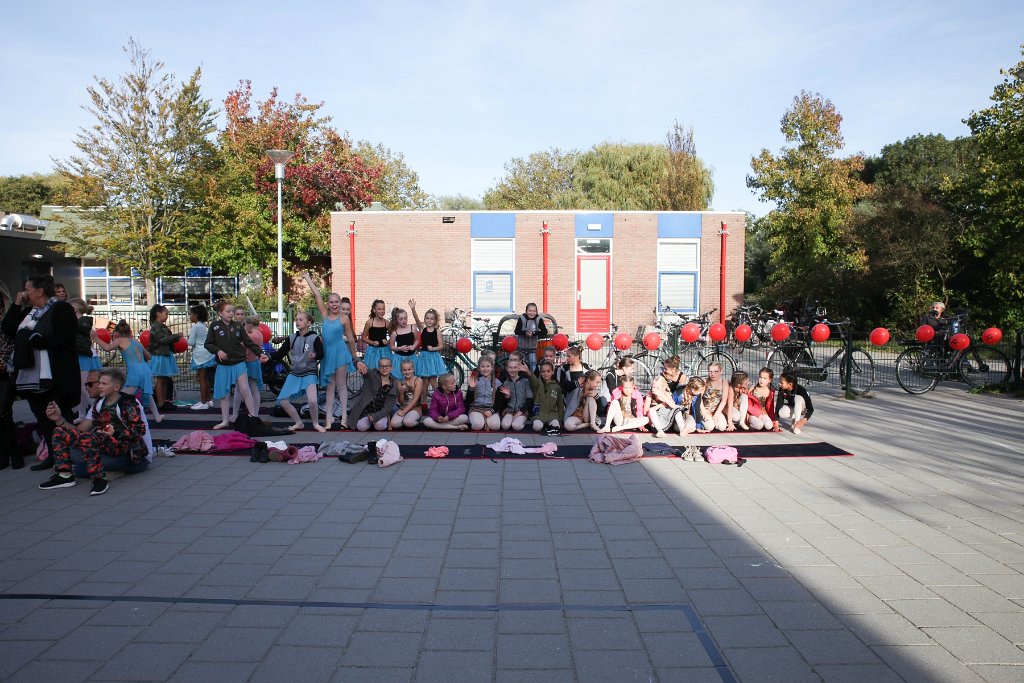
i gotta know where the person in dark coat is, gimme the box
[0,280,23,469]
[0,275,81,471]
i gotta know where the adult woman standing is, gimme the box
[0,280,23,469]
[0,275,81,471]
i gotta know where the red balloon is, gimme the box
[501,335,518,352]
[586,333,604,351]
[916,325,936,343]
[455,337,473,354]
[771,323,791,342]
[173,337,188,353]
[734,324,752,343]
[96,328,111,344]
[981,327,1003,345]
[139,330,151,349]
[810,323,831,343]
[613,332,632,350]
[258,323,272,343]
[551,333,569,351]
[949,333,970,351]
[642,332,661,351]
[708,323,727,342]
[681,323,701,343]
[870,327,890,346]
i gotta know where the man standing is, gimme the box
[920,301,949,335]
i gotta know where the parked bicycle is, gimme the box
[894,313,1010,394]
[668,308,739,379]
[766,319,876,395]
[594,324,656,393]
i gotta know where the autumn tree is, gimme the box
[434,194,484,210]
[664,121,714,210]
[747,91,870,306]
[354,141,433,210]
[54,39,218,304]
[0,173,73,216]
[956,45,1024,326]
[201,82,379,281]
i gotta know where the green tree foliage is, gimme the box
[54,39,218,304]
[957,46,1024,327]
[747,91,870,306]
[483,148,579,209]
[433,194,484,210]
[664,121,715,210]
[202,82,379,280]
[0,173,72,216]
[354,141,433,210]
[563,143,666,209]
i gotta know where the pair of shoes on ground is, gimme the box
[190,401,214,410]
[39,472,109,495]
[681,445,702,462]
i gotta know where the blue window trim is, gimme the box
[574,213,614,238]
[470,213,516,238]
[657,213,702,238]
[472,271,514,313]
[657,271,699,314]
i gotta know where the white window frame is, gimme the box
[471,238,515,313]
[657,238,700,315]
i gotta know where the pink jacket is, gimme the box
[429,389,466,421]
[610,387,647,417]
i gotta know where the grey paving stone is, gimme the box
[573,647,657,681]
[92,642,194,681]
[167,662,257,683]
[248,646,343,683]
[929,584,1023,613]
[786,628,880,665]
[5,658,103,683]
[643,631,714,668]
[133,610,225,644]
[499,578,561,603]
[0,640,55,679]
[277,613,359,648]
[494,670,575,683]
[703,615,789,648]
[723,645,821,683]
[497,633,572,669]
[423,616,496,651]
[687,588,762,616]
[922,625,1024,664]
[885,598,980,627]
[498,611,567,634]
[341,632,422,667]
[872,644,987,683]
[189,626,280,661]
[371,577,437,603]
[359,609,429,632]
[4,607,94,640]
[415,650,493,682]
[972,611,1024,644]
[439,567,498,591]
[814,663,905,683]
[331,666,414,682]
[566,615,644,650]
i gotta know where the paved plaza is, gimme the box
[0,386,1022,682]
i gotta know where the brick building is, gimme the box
[329,210,745,335]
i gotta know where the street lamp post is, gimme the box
[266,149,295,335]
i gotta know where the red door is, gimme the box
[576,255,611,333]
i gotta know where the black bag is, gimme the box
[338,447,369,464]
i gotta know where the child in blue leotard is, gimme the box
[361,299,392,371]
[389,307,418,380]
[303,273,363,429]
[93,320,163,423]
[410,300,445,394]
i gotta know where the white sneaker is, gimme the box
[190,402,207,410]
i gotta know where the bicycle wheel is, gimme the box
[445,359,466,391]
[628,356,655,393]
[959,346,1010,388]
[696,350,738,379]
[766,348,792,381]
[347,369,364,399]
[895,348,938,394]
[841,348,875,395]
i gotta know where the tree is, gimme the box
[747,91,871,307]
[664,121,714,210]
[483,148,579,209]
[0,173,72,216]
[957,45,1024,326]
[354,141,433,210]
[563,143,669,210]
[433,194,484,210]
[201,82,379,280]
[54,39,218,304]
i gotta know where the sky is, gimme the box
[2,0,1022,216]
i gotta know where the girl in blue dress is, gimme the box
[148,304,182,409]
[361,298,392,376]
[388,307,419,380]
[93,320,163,423]
[303,273,363,430]
[410,300,446,393]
